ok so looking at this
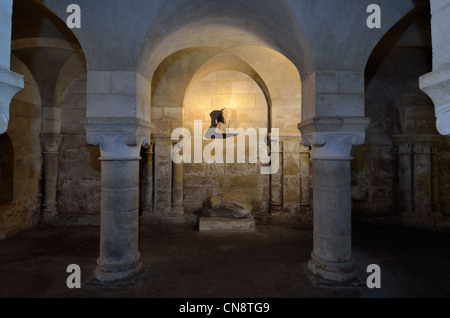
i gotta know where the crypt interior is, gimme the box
[0,0,450,298]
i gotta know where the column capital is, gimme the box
[82,117,153,161]
[419,64,450,137]
[0,67,24,134]
[40,133,64,153]
[298,117,370,160]
[144,142,155,154]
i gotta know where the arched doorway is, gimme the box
[356,2,450,228]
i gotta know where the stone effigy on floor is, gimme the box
[199,193,255,232]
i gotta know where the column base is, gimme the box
[270,203,283,215]
[171,204,185,215]
[307,252,359,284]
[41,204,58,224]
[93,254,142,284]
[300,203,312,214]
[143,204,154,213]
[401,215,435,229]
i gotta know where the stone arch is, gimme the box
[11,0,87,136]
[137,1,308,221]
[0,54,42,237]
[54,52,87,111]
[353,2,450,226]
[151,47,301,135]
[137,0,314,125]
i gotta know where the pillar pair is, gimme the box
[143,138,185,217]
[83,115,368,284]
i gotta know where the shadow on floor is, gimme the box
[1,224,450,298]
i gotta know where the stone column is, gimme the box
[413,141,433,222]
[270,137,283,215]
[153,136,173,216]
[171,142,185,215]
[82,117,151,283]
[299,117,369,283]
[419,1,450,137]
[142,143,154,214]
[40,133,63,223]
[300,144,311,212]
[394,134,442,227]
[431,142,441,218]
[394,137,414,216]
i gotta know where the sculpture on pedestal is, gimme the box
[201,193,253,219]
[215,108,235,134]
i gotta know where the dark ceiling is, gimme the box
[12,0,79,43]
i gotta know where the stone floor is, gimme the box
[1,223,450,298]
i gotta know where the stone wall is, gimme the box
[0,57,41,239]
[183,70,270,216]
[146,70,308,224]
[354,46,450,227]
[438,139,450,218]
[57,76,101,224]
[281,138,303,216]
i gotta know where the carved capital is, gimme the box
[82,117,153,161]
[298,117,370,160]
[394,134,444,156]
[41,133,64,153]
[0,68,24,134]
[144,142,155,155]
[420,64,450,137]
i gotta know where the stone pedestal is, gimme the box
[82,117,151,283]
[41,133,63,223]
[299,117,369,283]
[153,137,173,215]
[199,216,256,232]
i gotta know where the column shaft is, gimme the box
[95,159,142,282]
[82,117,152,284]
[300,145,311,210]
[397,143,414,215]
[431,143,441,217]
[308,158,356,282]
[299,117,370,283]
[142,145,154,213]
[171,144,184,214]
[270,141,283,215]
[42,152,59,220]
[41,134,63,223]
